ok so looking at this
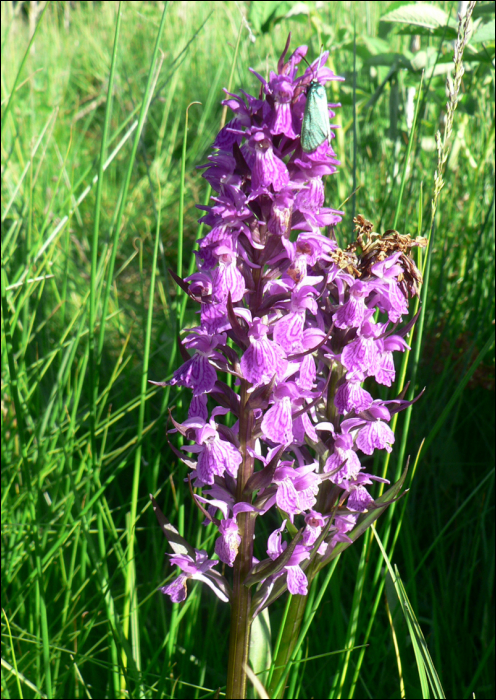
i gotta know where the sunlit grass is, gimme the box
[2,1,494,698]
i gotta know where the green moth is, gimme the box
[300,78,331,153]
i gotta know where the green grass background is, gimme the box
[1,1,494,698]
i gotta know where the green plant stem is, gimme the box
[120,5,168,690]
[392,76,423,230]
[266,362,341,698]
[267,593,293,690]
[1,2,50,139]
[1,269,52,698]
[176,100,201,329]
[267,591,309,698]
[334,535,368,699]
[271,557,341,699]
[89,1,122,471]
[226,380,256,699]
[97,6,168,363]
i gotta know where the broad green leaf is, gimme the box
[248,0,300,34]
[248,0,281,33]
[472,1,496,20]
[364,36,396,54]
[381,3,448,29]
[274,2,312,28]
[391,24,458,40]
[364,52,414,70]
[411,49,458,76]
[459,48,495,63]
[249,607,272,694]
[410,48,438,71]
[284,2,311,19]
[471,19,496,44]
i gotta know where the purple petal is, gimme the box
[267,521,287,560]
[261,396,293,445]
[197,438,242,484]
[240,337,287,386]
[356,420,395,455]
[295,482,318,512]
[325,448,362,484]
[297,353,316,390]
[161,574,188,603]
[334,513,358,533]
[383,335,410,353]
[385,283,409,321]
[250,132,290,193]
[293,412,318,444]
[341,336,379,376]
[334,380,373,414]
[276,480,300,515]
[170,354,217,396]
[215,518,241,567]
[333,294,367,330]
[286,565,308,595]
[347,485,374,512]
[273,312,305,352]
[268,189,294,236]
[189,394,209,421]
[194,573,230,603]
[212,261,246,302]
[270,101,298,139]
[213,117,244,149]
[373,351,396,387]
[303,522,321,547]
[294,177,325,212]
[287,543,312,567]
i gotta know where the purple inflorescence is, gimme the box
[158,38,425,606]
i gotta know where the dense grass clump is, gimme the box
[2,2,494,698]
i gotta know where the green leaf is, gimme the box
[248,0,302,34]
[249,607,272,693]
[471,19,496,44]
[149,494,195,558]
[410,49,459,76]
[461,48,496,63]
[364,52,414,70]
[392,24,458,41]
[372,527,446,698]
[381,3,448,29]
[315,466,410,573]
[284,2,311,19]
[472,1,496,20]
[364,36,396,54]
[410,48,438,70]
[248,1,281,33]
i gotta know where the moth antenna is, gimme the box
[316,45,325,74]
[301,54,319,82]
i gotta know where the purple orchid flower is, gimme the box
[153,38,426,660]
[267,521,311,595]
[160,549,229,603]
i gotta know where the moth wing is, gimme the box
[301,83,331,153]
